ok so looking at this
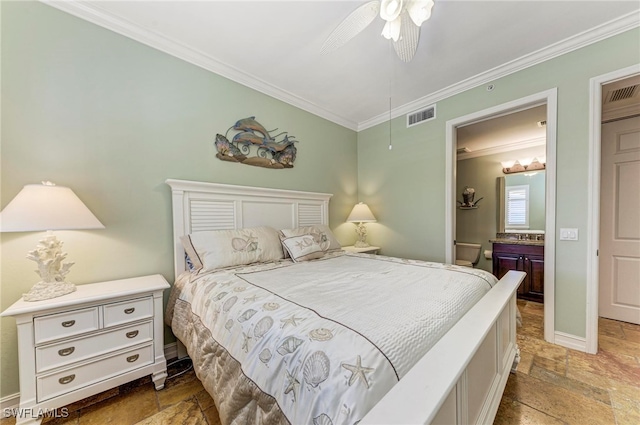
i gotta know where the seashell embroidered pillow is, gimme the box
[281,235,326,262]
[279,225,342,258]
[181,226,284,272]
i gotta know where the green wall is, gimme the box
[0,2,357,398]
[455,146,545,272]
[358,28,640,339]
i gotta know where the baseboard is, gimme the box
[1,342,180,415]
[0,393,20,415]
[164,342,178,361]
[554,331,587,352]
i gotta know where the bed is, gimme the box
[165,179,524,425]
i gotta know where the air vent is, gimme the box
[407,105,436,128]
[609,85,638,102]
[537,120,547,127]
[457,147,471,154]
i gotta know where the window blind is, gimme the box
[506,185,529,228]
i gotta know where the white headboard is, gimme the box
[166,179,332,279]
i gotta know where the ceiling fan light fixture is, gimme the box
[408,0,435,26]
[381,17,401,41]
[380,0,404,22]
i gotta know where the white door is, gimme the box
[599,116,640,324]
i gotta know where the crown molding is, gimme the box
[457,137,546,161]
[40,2,638,133]
[40,0,359,131]
[358,10,640,131]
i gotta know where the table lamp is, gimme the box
[346,202,377,248]
[0,182,104,301]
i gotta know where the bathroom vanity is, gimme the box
[491,236,544,303]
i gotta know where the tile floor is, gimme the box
[494,300,640,425]
[2,300,638,424]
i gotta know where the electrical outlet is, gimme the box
[560,228,579,241]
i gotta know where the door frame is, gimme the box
[445,88,558,343]
[586,64,640,354]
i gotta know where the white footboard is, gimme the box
[361,270,525,425]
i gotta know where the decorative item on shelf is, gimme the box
[321,0,436,63]
[346,202,377,248]
[0,182,104,301]
[457,186,483,209]
[501,156,546,174]
[214,116,298,169]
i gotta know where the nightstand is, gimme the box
[342,245,380,254]
[1,275,170,425]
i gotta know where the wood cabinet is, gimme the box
[492,243,544,303]
[1,275,169,425]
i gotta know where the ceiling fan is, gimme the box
[320,0,435,62]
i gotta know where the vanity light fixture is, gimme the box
[501,157,546,174]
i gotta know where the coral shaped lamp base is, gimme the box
[23,233,77,302]
[23,280,76,302]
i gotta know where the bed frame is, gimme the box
[166,178,524,425]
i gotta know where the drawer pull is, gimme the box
[58,374,75,385]
[126,354,139,363]
[125,330,139,339]
[124,308,135,314]
[58,347,75,357]
[61,320,76,328]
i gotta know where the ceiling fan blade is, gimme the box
[320,0,380,55]
[393,10,420,62]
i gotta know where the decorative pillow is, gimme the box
[280,225,342,253]
[181,226,284,272]
[281,235,325,262]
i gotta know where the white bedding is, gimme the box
[167,252,498,424]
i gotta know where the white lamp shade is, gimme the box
[347,202,377,223]
[0,183,104,232]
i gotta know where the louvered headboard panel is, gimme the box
[166,179,332,279]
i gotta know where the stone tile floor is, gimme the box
[2,300,638,424]
[494,300,640,425]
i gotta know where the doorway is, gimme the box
[587,66,640,354]
[445,88,558,343]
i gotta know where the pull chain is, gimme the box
[388,96,393,150]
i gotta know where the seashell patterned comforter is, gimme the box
[166,252,498,425]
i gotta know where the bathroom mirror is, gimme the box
[497,171,546,232]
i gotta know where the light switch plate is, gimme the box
[560,228,579,241]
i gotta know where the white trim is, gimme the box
[457,137,546,161]
[39,0,358,131]
[586,64,640,354]
[359,11,639,131]
[38,1,638,132]
[0,393,20,415]
[164,342,178,361]
[445,88,558,344]
[554,331,587,353]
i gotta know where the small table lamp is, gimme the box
[0,182,104,301]
[346,202,377,248]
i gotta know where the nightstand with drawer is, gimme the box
[342,245,380,254]
[1,275,170,425]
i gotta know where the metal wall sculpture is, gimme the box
[214,117,298,169]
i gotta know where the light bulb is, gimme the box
[501,160,515,169]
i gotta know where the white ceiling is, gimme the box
[46,1,640,130]
[456,104,546,158]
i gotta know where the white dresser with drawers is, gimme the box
[1,275,170,425]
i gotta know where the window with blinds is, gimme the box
[505,185,529,228]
